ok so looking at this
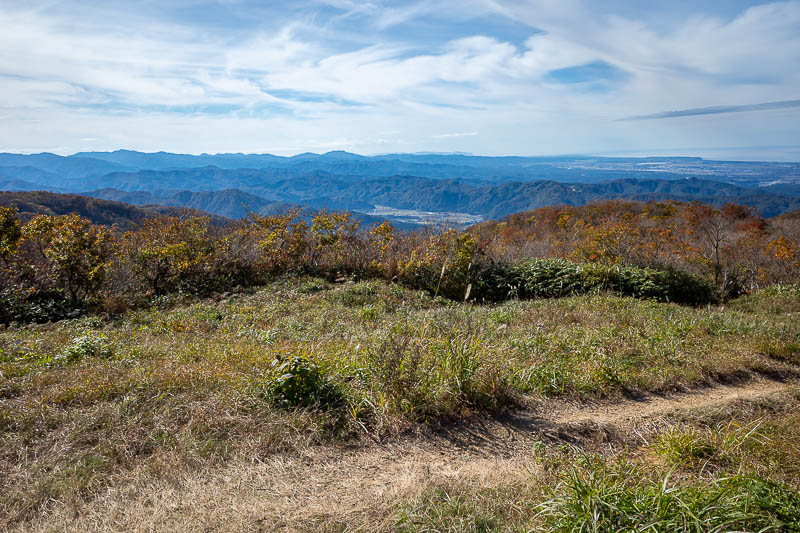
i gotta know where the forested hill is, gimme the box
[0,191,231,230]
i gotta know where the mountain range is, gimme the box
[1,150,800,224]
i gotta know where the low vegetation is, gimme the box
[2,279,800,527]
[1,200,799,530]
[398,390,800,532]
[4,198,799,326]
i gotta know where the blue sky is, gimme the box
[0,0,799,160]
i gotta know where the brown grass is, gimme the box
[7,379,799,532]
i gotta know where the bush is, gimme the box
[58,333,114,364]
[398,230,476,301]
[19,214,113,301]
[119,216,216,296]
[515,259,587,299]
[0,206,727,326]
[0,206,21,261]
[267,354,344,409]
[467,260,523,303]
[513,259,716,305]
[0,287,85,325]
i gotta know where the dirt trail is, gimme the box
[18,377,799,533]
[553,377,793,426]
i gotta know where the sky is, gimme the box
[0,0,799,160]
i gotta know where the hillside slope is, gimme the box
[0,191,230,229]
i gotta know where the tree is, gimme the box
[121,216,214,296]
[20,214,113,300]
[0,206,21,265]
[309,210,361,271]
[249,208,308,272]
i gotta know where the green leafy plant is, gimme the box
[58,333,114,364]
[267,354,344,409]
[513,259,716,305]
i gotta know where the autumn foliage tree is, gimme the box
[0,198,797,325]
[118,216,215,296]
[248,208,309,273]
[0,206,21,265]
[18,213,113,300]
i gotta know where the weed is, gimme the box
[56,333,113,364]
[359,303,384,321]
[655,427,718,465]
[266,353,345,410]
[537,459,800,532]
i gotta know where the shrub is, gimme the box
[58,333,114,364]
[0,287,84,325]
[514,259,716,305]
[0,205,21,262]
[119,216,215,296]
[309,210,362,273]
[398,230,477,301]
[18,214,113,301]
[267,354,344,409]
[515,259,586,299]
[467,260,523,303]
[249,208,308,273]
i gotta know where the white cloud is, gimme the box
[0,1,798,157]
[432,132,479,138]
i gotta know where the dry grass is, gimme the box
[2,278,800,529]
[8,381,798,532]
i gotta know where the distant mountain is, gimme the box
[0,153,128,179]
[80,166,294,193]
[3,150,800,188]
[1,178,53,192]
[153,189,278,219]
[773,208,800,221]
[82,188,167,206]
[82,187,375,219]
[1,150,799,223]
[84,187,283,218]
[71,149,287,171]
[254,175,800,219]
[0,165,65,187]
[761,183,800,197]
[79,176,800,220]
[0,191,230,230]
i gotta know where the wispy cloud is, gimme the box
[0,1,798,158]
[619,99,800,121]
[432,132,478,138]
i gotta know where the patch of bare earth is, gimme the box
[13,376,799,533]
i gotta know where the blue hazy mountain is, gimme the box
[74,175,800,219]
[1,150,799,222]
[0,153,129,179]
[2,149,796,185]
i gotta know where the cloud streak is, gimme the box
[619,99,800,121]
[432,132,478,138]
[0,1,798,158]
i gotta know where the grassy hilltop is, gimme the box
[1,198,800,530]
[2,279,800,531]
